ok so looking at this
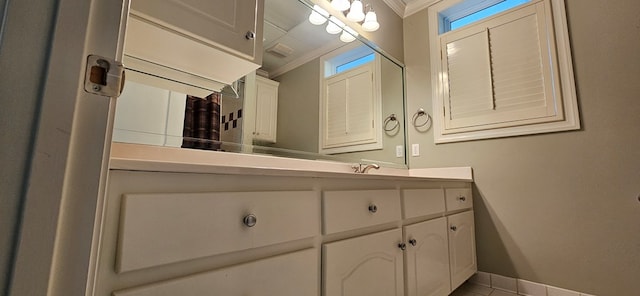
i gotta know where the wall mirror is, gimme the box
[114,0,408,168]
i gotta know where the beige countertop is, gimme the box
[110,142,473,182]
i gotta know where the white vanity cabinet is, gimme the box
[402,189,451,296]
[401,187,477,296]
[320,187,476,296]
[404,218,451,296]
[321,190,404,296]
[447,210,477,290]
[91,165,474,296]
[253,76,279,142]
[323,229,405,296]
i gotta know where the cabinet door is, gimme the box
[113,248,318,296]
[445,188,472,213]
[324,229,404,296]
[404,218,451,296]
[130,0,261,61]
[117,190,318,273]
[254,76,278,142]
[323,189,401,234]
[448,211,477,290]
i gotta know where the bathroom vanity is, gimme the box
[86,143,476,296]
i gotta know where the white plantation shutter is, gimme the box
[324,64,376,148]
[440,2,564,134]
[326,78,348,145]
[442,29,493,122]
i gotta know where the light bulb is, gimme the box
[308,5,329,25]
[346,0,365,22]
[330,0,350,11]
[340,26,358,42]
[362,11,380,32]
[326,16,344,34]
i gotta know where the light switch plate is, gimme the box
[411,144,420,156]
[395,145,403,158]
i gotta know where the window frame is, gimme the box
[319,44,383,154]
[428,0,580,143]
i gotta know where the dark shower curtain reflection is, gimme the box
[181,92,222,150]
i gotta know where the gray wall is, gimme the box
[0,0,59,293]
[404,0,640,295]
[272,58,321,153]
[359,0,404,63]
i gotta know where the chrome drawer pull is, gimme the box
[398,243,407,250]
[368,204,378,213]
[408,238,417,246]
[243,214,257,227]
[457,195,466,202]
[450,225,457,231]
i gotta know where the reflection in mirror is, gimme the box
[113,0,407,168]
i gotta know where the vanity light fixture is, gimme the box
[330,0,351,11]
[362,7,380,32]
[340,26,358,42]
[309,5,329,25]
[326,16,345,34]
[346,0,365,22]
[308,1,380,43]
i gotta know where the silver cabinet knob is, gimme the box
[368,204,378,213]
[245,31,256,40]
[450,225,457,231]
[398,243,406,250]
[408,238,417,246]
[458,195,466,202]
[243,214,257,227]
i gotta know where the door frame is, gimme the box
[8,0,129,295]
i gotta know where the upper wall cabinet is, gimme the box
[125,0,264,94]
[253,76,279,143]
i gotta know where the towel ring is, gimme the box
[384,114,400,132]
[412,108,432,129]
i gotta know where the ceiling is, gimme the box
[260,0,345,77]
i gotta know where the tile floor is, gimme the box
[452,281,518,296]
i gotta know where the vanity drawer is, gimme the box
[445,188,473,212]
[322,190,401,234]
[402,189,446,219]
[113,248,318,296]
[117,191,319,273]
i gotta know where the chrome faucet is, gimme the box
[352,163,380,173]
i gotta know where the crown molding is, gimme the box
[404,0,440,17]
[381,0,407,17]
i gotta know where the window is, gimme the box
[443,0,531,32]
[336,53,375,74]
[323,44,375,77]
[428,0,579,143]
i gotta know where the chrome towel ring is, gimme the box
[384,114,400,132]
[412,108,432,130]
